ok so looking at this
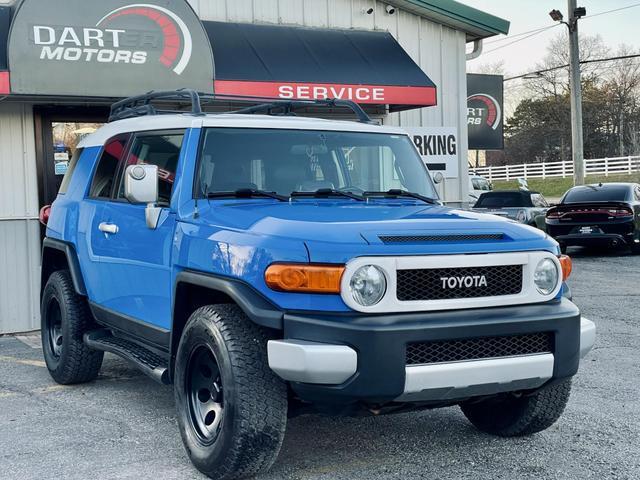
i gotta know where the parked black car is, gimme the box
[472,190,550,230]
[546,183,640,253]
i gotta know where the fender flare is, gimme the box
[41,238,87,297]
[173,270,283,330]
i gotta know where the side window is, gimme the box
[90,134,130,199]
[59,148,83,194]
[118,131,184,205]
[635,186,640,201]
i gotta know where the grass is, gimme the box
[491,173,640,199]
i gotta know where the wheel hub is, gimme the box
[187,345,224,444]
[46,298,63,358]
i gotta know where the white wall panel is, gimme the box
[278,0,304,24]
[253,0,280,24]
[0,220,41,333]
[0,104,40,333]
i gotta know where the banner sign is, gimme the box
[7,0,214,96]
[214,80,437,106]
[405,127,459,178]
[467,74,504,150]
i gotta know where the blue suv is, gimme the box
[40,91,595,479]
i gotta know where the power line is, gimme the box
[483,25,560,55]
[482,1,640,48]
[504,53,640,81]
[484,25,557,45]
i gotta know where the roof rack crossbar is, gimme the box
[109,89,203,122]
[108,89,375,124]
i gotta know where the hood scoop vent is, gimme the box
[379,233,505,244]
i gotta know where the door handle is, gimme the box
[98,222,119,234]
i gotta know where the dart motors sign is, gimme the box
[7,0,214,96]
[467,74,504,150]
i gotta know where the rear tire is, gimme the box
[460,379,572,437]
[41,270,104,384]
[174,305,287,480]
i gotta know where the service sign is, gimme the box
[467,74,504,150]
[8,0,214,96]
[404,127,459,178]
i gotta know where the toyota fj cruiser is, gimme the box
[40,90,596,479]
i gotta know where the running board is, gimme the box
[84,330,171,385]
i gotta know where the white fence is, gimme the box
[475,156,640,182]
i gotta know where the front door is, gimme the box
[90,129,186,334]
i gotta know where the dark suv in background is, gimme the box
[546,183,640,253]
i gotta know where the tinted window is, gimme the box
[475,192,531,208]
[563,185,631,203]
[117,132,184,204]
[195,128,437,198]
[58,148,83,194]
[90,134,129,198]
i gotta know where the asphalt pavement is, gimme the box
[1,247,639,480]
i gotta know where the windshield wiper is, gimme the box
[206,188,288,202]
[290,188,365,201]
[363,189,439,205]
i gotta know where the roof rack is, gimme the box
[108,89,375,124]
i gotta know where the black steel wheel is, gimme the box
[174,304,287,480]
[186,345,225,445]
[41,270,103,384]
[44,295,64,359]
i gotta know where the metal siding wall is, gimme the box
[0,103,40,333]
[187,0,469,203]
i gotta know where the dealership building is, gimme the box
[0,0,508,333]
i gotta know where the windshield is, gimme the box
[195,128,437,199]
[563,185,631,203]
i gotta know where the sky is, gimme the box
[461,0,640,76]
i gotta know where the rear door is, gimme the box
[91,130,185,333]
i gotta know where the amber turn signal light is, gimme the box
[559,255,572,281]
[265,264,345,293]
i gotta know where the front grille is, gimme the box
[396,265,522,301]
[379,233,503,244]
[406,332,554,365]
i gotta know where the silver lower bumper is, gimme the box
[580,317,596,358]
[396,353,554,402]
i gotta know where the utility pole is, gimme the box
[567,0,585,185]
[550,3,586,185]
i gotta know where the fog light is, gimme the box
[349,265,386,306]
[534,258,559,295]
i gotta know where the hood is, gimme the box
[196,199,556,262]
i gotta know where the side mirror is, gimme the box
[124,164,158,203]
[432,172,445,184]
[124,164,162,229]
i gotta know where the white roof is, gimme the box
[78,113,408,148]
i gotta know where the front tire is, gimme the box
[41,270,104,384]
[460,379,572,437]
[174,305,287,480]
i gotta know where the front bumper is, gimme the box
[267,299,593,406]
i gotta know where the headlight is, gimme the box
[516,209,527,223]
[534,258,559,295]
[349,265,386,306]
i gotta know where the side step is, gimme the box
[84,330,171,385]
